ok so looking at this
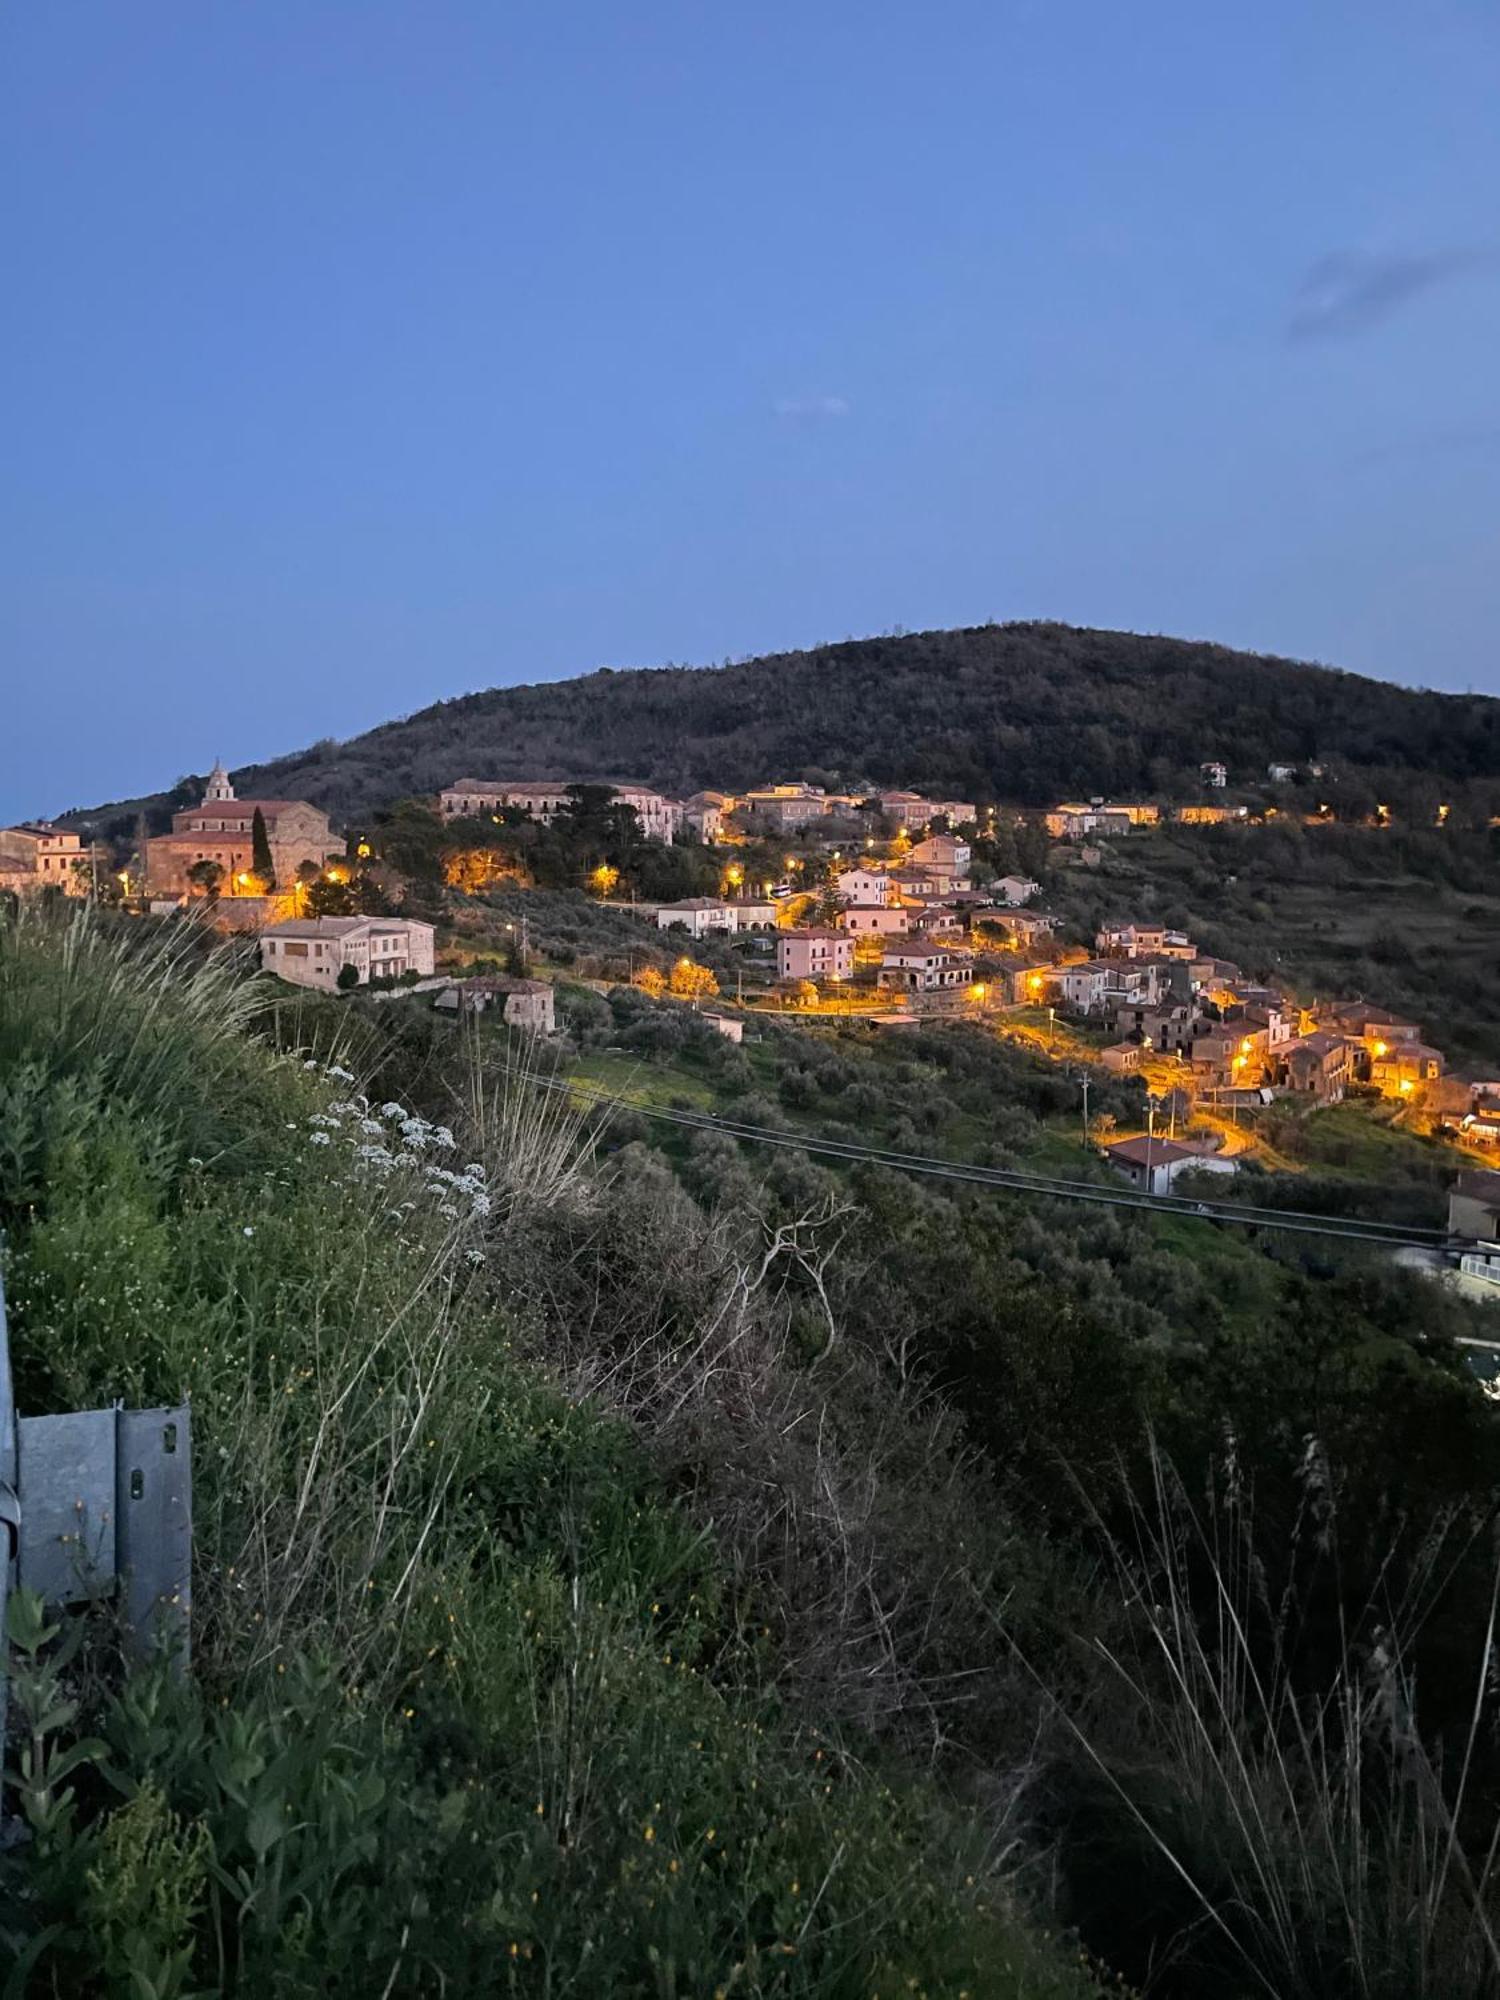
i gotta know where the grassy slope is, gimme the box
[0,909,1096,1999]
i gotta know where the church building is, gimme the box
[145,761,336,896]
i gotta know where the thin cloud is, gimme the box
[1287,247,1492,339]
[1346,419,1500,468]
[773,394,851,421]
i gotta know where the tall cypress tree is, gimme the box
[250,807,275,891]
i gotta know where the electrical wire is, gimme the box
[509,1064,1484,1257]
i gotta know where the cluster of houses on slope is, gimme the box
[439,778,978,846]
[1063,920,1498,1128]
[648,828,1053,999]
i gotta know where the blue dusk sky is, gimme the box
[2,1,1498,820]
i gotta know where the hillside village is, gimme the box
[8,756,1500,1302]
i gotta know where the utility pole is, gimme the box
[1080,1073,1091,1149]
[1145,1095,1156,1198]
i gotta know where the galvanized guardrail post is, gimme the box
[0,1261,191,1805]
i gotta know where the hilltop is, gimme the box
[67,620,1500,834]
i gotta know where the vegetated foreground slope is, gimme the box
[0,906,1093,1998]
[69,621,1500,831]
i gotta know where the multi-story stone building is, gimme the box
[145,763,335,896]
[0,822,97,896]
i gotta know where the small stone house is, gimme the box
[433,976,555,1033]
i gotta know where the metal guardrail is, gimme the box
[0,1261,191,1794]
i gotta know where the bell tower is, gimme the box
[204,759,235,803]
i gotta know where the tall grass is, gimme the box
[1033,1444,1500,1999]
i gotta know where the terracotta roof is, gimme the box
[1289,1032,1350,1058]
[1105,1136,1201,1167]
[180,799,312,814]
[461,976,550,995]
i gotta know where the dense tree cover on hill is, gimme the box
[67,621,1500,835]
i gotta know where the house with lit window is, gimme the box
[1370,1042,1446,1097]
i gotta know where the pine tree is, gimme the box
[250,807,275,892]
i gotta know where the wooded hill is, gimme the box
[71,621,1500,833]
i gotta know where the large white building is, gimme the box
[439,780,576,822]
[655,896,777,938]
[439,778,683,841]
[259,916,436,991]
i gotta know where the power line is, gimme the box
[514,1065,1479,1256]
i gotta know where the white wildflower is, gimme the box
[308,1131,332,1147]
